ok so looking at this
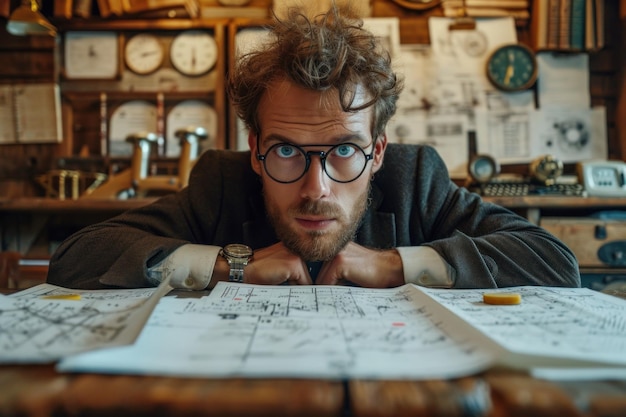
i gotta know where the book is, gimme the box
[530,0,549,49]
[570,0,586,50]
[585,0,596,49]
[0,83,62,145]
[557,0,571,49]
[594,0,604,49]
[53,0,73,18]
[5,282,623,380]
[546,0,560,49]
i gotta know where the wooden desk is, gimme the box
[1,365,626,417]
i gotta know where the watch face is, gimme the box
[224,244,253,259]
[125,33,164,75]
[486,43,538,92]
[170,30,218,76]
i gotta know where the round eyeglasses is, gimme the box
[256,142,374,184]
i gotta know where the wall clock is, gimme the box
[124,33,164,75]
[485,43,538,92]
[64,31,120,79]
[170,30,218,76]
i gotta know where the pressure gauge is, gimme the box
[64,31,120,79]
[124,33,164,75]
[486,43,538,92]
[468,154,500,184]
[170,31,218,76]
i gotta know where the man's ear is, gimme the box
[372,134,387,174]
[249,131,262,176]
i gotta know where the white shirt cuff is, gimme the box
[155,244,221,290]
[396,246,455,288]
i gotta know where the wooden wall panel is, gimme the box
[0,1,624,199]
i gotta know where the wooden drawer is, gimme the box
[541,217,626,267]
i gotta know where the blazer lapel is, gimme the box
[356,183,397,248]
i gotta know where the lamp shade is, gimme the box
[7,0,56,36]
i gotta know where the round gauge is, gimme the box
[170,31,218,76]
[486,43,538,92]
[64,31,119,79]
[124,34,164,75]
[468,154,500,184]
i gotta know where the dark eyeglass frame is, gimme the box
[256,140,375,184]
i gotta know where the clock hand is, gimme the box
[504,64,514,85]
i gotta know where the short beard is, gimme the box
[265,185,370,262]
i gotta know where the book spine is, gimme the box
[72,0,93,17]
[585,0,596,49]
[570,0,585,50]
[531,0,549,50]
[96,0,111,17]
[594,0,605,49]
[558,0,571,49]
[53,0,74,18]
[546,0,560,49]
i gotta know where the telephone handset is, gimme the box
[577,161,626,197]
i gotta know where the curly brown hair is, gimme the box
[227,3,404,139]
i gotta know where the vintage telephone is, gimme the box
[577,160,626,197]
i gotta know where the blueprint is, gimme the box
[58,283,497,379]
[420,286,626,367]
[59,283,626,380]
[0,282,171,363]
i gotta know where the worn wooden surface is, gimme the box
[0,365,345,417]
[1,365,626,417]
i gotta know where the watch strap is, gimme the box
[227,259,246,283]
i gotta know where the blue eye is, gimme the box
[274,144,298,158]
[332,144,356,158]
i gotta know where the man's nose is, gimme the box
[299,156,330,200]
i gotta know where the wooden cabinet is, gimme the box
[57,19,229,159]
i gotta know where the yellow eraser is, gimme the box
[41,294,82,301]
[483,292,521,305]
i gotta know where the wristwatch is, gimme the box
[220,244,253,283]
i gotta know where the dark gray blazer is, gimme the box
[47,144,580,289]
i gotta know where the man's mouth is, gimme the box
[295,216,335,230]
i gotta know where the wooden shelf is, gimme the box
[54,18,230,31]
[482,195,626,209]
[0,197,156,213]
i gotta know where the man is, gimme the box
[47,5,580,290]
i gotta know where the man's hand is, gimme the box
[315,242,404,288]
[244,242,313,285]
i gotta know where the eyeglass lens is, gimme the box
[260,143,372,183]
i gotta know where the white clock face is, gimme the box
[64,31,119,79]
[125,33,164,75]
[170,31,218,76]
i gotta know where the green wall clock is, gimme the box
[486,43,538,92]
